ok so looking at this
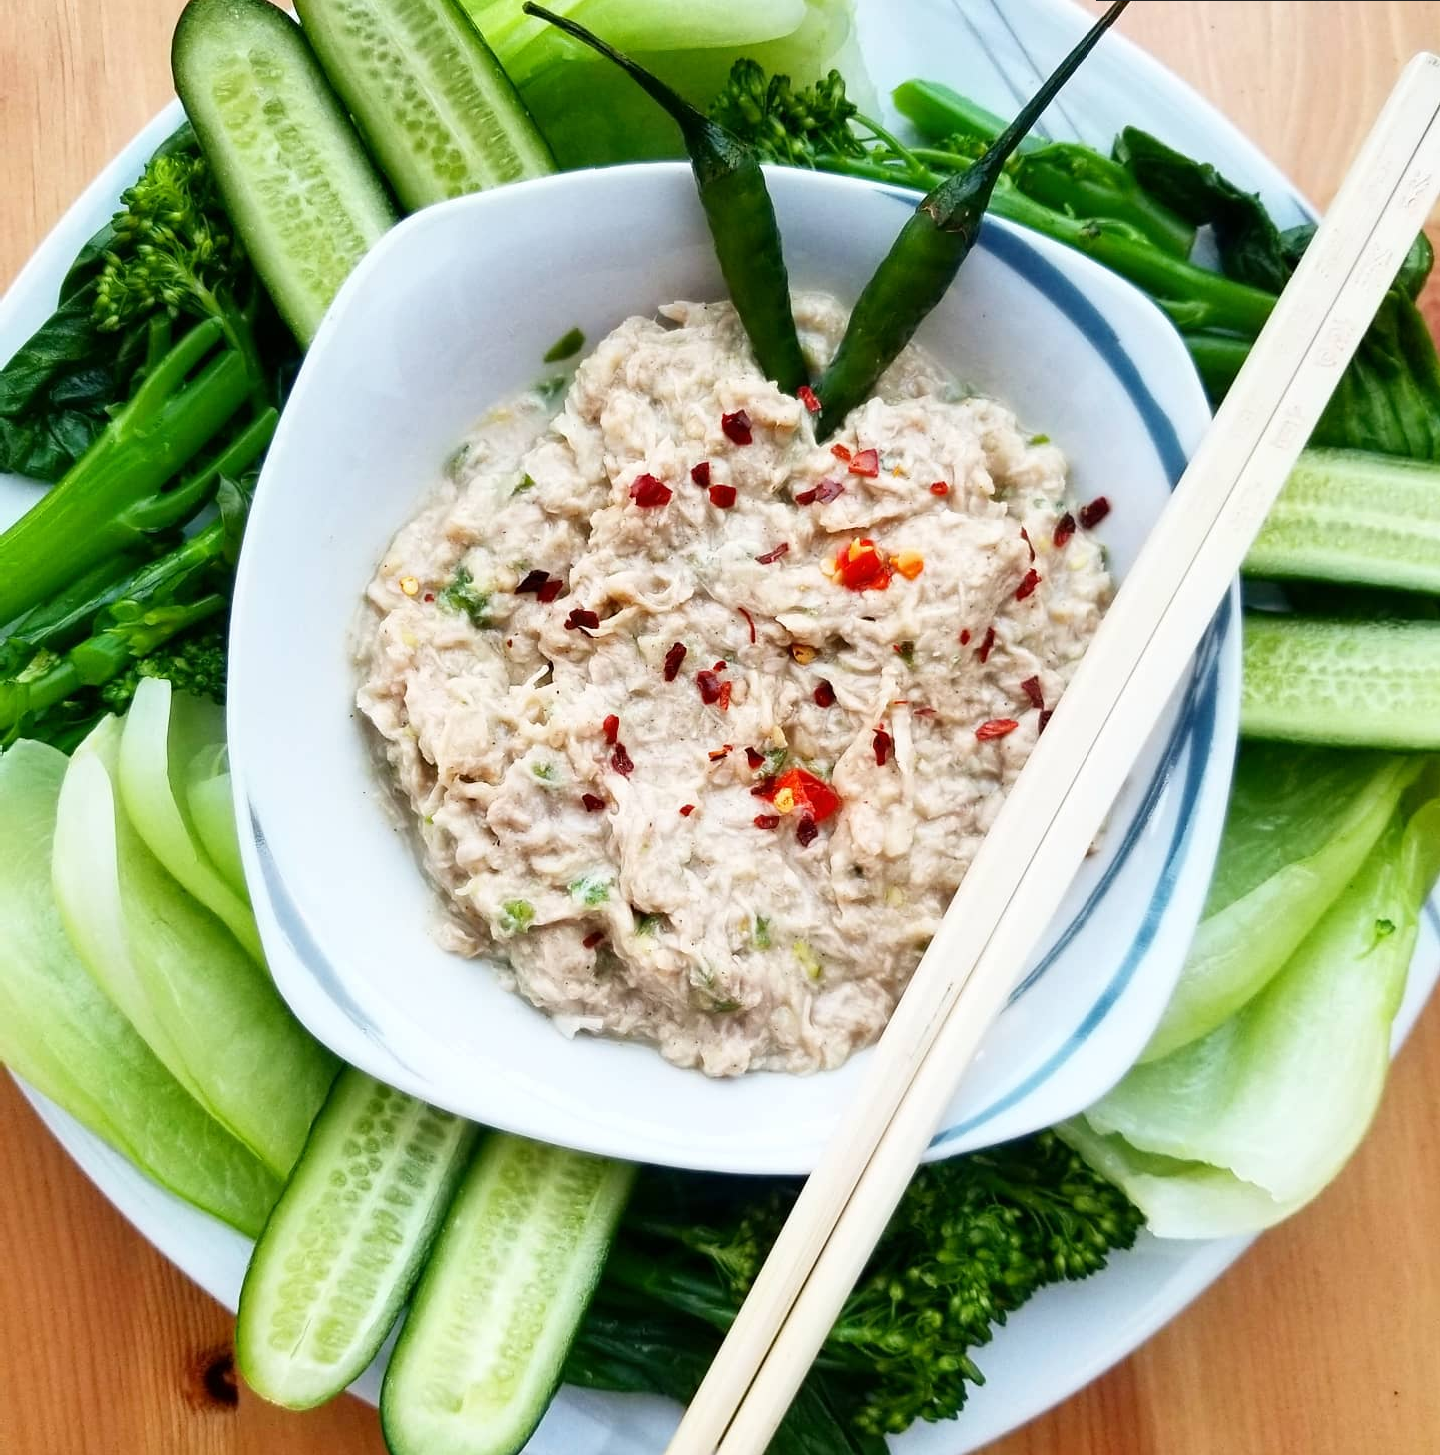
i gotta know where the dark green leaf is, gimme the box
[0,286,112,418]
[1280,223,1433,300]
[1311,289,1440,459]
[566,1306,884,1455]
[1115,126,1289,292]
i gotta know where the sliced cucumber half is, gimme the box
[381,1133,634,1455]
[237,1067,478,1410]
[173,0,398,345]
[1241,613,1440,750]
[295,0,555,211]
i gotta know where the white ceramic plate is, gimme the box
[226,157,1230,1174]
[4,1,1438,1450]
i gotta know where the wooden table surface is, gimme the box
[3,3,1439,1452]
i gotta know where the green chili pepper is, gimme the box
[522,3,809,396]
[814,0,1130,439]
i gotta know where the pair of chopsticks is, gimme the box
[665,50,1440,1455]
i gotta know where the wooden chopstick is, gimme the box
[666,51,1440,1455]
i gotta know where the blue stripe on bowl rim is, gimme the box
[922,214,1232,1150]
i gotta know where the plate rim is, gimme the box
[2,4,1435,1452]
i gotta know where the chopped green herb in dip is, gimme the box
[437,565,490,627]
[498,899,534,934]
[543,326,586,362]
[569,873,610,906]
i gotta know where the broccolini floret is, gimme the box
[566,1130,1143,1443]
[99,621,228,712]
[92,146,247,334]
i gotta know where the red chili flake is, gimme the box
[602,714,620,744]
[913,706,937,718]
[798,385,821,413]
[713,661,727,672]
[1079,495,1111,529]
[794,486,818,505]
[663,642,686,681]
[976,626,996,663]
[1038,709,1053,735]
[959,629,971,646]
[754,814,781,830]
[1020,676,1045,711]
[848,448,879,477]
[697,670,722,705]
[830,443,852,462]
[1020,527,1035,562]
[709,744,733,762]
[813,679,836,708]
[833,539,891,592]
[744,746,766,770]
[873,728,893,766]
[709,483,738,508]
[423,591,436,603]
[630,473,673,508]
[1053,512,1077,548]
[679,803,695,817]
[738,606,757,643]
[755,543,789,565]
[565,608,600,632]
[582,930,605,950]
[538,578,563,603]
[721,410,753,445]
[976,718,1019,741]
[611,743,634,776]
[1015,569,1041,601]
[815,478,845,503]
[690,461,711,487]
[718,681,733,710]
[582,793,606,812]
[515,569,550,594]
[795,815,819,847]
[929,481,949,497]
[758,768,841,824]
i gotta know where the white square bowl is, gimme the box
[227,161,1236,1173]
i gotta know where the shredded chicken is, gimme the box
[356,294,1111,1075]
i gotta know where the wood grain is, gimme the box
[2,4,1438,1453]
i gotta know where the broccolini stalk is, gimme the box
[1011,144,1195,256]
[888,79,1020,149]
[0,479,249,740]
[0,321,270,627]
[0,548,166,674]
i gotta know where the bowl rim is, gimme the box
[227,160,1237,1172]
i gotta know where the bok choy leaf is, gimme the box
[117,676,261,961]
[52,715,336,1178]
[1144,745,1422,1061]
[1063,774,1440,1238]
[0,740,280,1234]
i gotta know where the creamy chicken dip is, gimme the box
[356,294,1112,1076]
